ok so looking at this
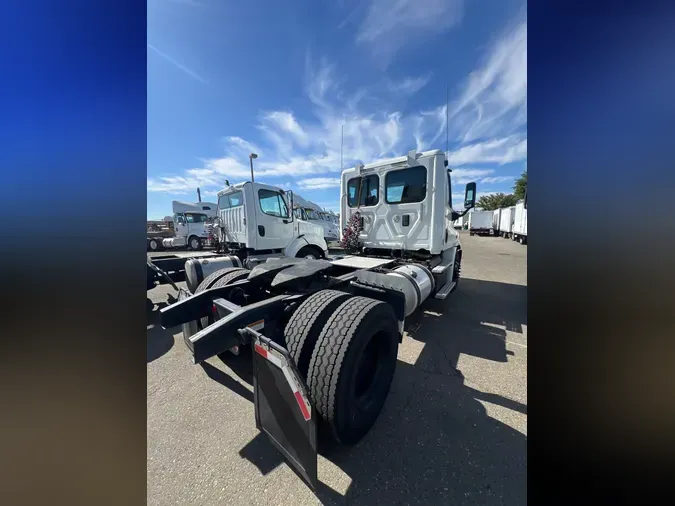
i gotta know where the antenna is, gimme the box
[445,83,449,159]
[340,124,344,172]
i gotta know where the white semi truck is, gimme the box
[158,149,476,488]
[147,201,219,251]
[292,194,340,247]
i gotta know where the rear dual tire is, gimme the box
[285,292,399,446]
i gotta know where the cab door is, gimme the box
[174,213,188,238]
[255,188,294,251]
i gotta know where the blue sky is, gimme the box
[147,0,527,219]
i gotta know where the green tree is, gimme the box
[476,193,518,211]
[513,170,527,200]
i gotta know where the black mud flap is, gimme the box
[242,328,318,490]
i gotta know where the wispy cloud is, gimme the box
[297,177,342,190]
[387,74,432,96]
[148,17,526,196]
[355,0,464,68]
[450,19,527,143]
[147,44,208,84]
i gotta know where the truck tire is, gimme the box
[307,296,399,446]
[519,236,526,245]
[188,235,202,251]
[296,245,324,259]
[210,268,250,289]
[199,268,250,328]
[194,267,248,294]
[148,238,160,251]
[284,290,353,379]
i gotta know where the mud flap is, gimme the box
[242,328,318,490]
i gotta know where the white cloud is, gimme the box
[147,44,208,84]
[451,168,495,184]
[262,111,310,148]
[148,20,526,196]
[355,0,464,68]
[447,137,527,166]
[387,74,432,96]
[481,176,514,184]
[450,20,527,142]
[297,177,342,190]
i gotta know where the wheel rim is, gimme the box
[304,254,316,259]
[150,240,157,250]
[191,238,199,248]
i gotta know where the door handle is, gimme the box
[258,225,265,237]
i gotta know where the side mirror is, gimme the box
[524,188,528,209]
[464,182,476,210]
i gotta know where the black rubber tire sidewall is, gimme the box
[308,298,399,446]
[333,303,398,444]
[195,267,247,294]
[284,290,353,379]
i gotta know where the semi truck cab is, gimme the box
[216,182,328,260]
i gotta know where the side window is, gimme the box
[185,214,195,223]
[229,192,243,207]
[447,170,452,206]
[385,166,427,204]
[175,214,185,224]
[218,195,230,210]
[347,175,379,207]
[259,189,289,218]
[202,206,211,211]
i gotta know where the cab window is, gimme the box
[385,166,427,204]
[258,189,289,218]
[347,174,379,207]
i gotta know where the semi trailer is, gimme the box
[158,149,477,489]
[512,192,528,244]
[498,206,516,238]
[468,210,494,236]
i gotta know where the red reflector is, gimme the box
[212,304,217,313]
[254,344,268,358]
[294,391,311,421]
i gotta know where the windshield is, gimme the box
[304,208,321,220]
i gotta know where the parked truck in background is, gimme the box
[293,193,341,248]
[158,149,477,488]
[498,205,516,238]
[214,182,328,263]
[147,201,219,252]
[512,194,528,244]
[468,210,494,236]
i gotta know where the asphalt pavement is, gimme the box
[147,231,527,505]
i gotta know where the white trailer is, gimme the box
[498,206,516,238]
[492,209,502,232]
[512,201,527,245]
[468,210,494,236]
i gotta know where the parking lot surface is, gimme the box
[147,232,527,505]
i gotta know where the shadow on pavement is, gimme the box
[147,302,174,363]
[198,277,527,504]
[237,277,527,504]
